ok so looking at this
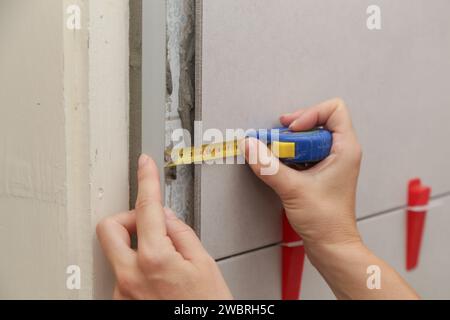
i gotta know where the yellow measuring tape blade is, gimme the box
[165,140,296,167]
[165,140,242,167]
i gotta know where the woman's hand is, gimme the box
[242,98,418,299]
[96,155,232,300]
[241,98,362,254]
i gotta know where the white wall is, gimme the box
[0,0,129,299]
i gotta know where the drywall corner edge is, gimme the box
[129,0,143,208]
[193,0,203,237]
[142,0,166,195]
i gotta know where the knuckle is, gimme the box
[137,166,158,184]
[134,197,149,210]
[138,250,170,271]
[95,217,113,237]
[199,255,217,268]
[353,141,363,159]
[278,176,302,200]
[333,97,347,109]
[116,271,136,296]
[135,196,157,211]
[172,223,195,236]
[349,142,363,167]
[137,166,150,181]
[355,143,363,159]
[279,185,298,200]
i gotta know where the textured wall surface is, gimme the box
[0,0,68,298]
[0,0,130,298]
[165,0,196,224]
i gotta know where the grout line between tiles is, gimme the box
[357,191,450,222]
[216,242,282,262]
[215,192,450,262]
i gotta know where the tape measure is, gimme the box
[165,127,332,167]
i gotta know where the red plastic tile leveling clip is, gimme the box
[281,211,305,300]
[406,178,431,271]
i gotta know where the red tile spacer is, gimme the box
[406,178,431,271]
[282,211,305,300]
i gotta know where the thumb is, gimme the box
[239,137,297,197]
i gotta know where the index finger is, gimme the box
[283,98,354,135]
[135,154,169,251]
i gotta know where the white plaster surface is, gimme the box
[0,0,69,299]
[88,0,130,299]
[0,0,130,299]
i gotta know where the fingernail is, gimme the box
[138,154,149,168]
[280,113,291,120]
[289,120,298,129]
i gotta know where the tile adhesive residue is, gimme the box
[165,0,195,224]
